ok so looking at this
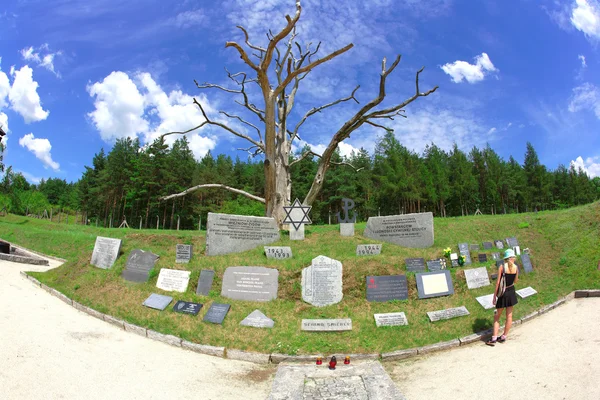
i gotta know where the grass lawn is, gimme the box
[1,201,599,355]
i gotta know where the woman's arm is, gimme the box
[492,265,502,304]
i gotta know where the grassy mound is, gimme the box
[2,201,599,355]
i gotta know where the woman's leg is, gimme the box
[493,308,504,337]
[502,306,514,338]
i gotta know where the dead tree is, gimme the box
[160,1,438,225]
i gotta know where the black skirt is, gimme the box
[496,286,518,309]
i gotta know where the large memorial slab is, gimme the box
[175,244,192,263]
[426,258,446,272]
[476,294,495,309]
[301,319,352,331]
[464,267,491,289]
[363,212,434,248]
[301,255,343,307]
[520,253,533,273]
[143,293,173,311]
[416,270,454,299]
[405,257,426,272]
[240,310,274,329]
[90,236,122,269]
[121,249,159,282]
[356,244,382,256]
[265,246,292,259]
[458,243,472,265]
[427,306,470,322]
[156,269,191,293]
[516,286,537,298]
[203,303,231,324]
[374,312,408,327]
[205,213,280,256]
[221,266,279,302]
[196,270,215,296]
[366,275,408,302]
[173,301,202,315]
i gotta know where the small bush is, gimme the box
[518,221,530,229]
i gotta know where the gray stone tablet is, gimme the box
[374,312,408,327]
[476,294,495,309]
[301,318,352,331]
[494,240,505,249]
[464,267,491,289]
[426,258,446,272]
[491,252,501,261]
[175,244,192,263]
[143,293,173,310]
[90,236,122,269]
[205,213,280,256]
[458,243,472,265]
[416,270,454,299]
[520,253,533,273]
[366,275,408,302]
[356,244,382,256]
[196,270,215,296]
[156,269,191,293]
[405,257,426,272]
[470,244,480,252]
[121,249,159,282]
[516,287,537,298]
[221,266,279,302]
[240,310,274,329]
[427,306,470,322]
[172,301,202,315]
[483,242,493,250]
[506,237,519,247]
[203,303,230,324]
[301,255,343,307]
[363,212,434,248]
[265,246,292,259]
[340,223,355,237]
[478,253,488,263]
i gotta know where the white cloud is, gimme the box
[487,127,497,135]
[9,66,50,123]
[0,112,8,134]
[570,155,600,177]
[292,139,359,159]
[568,82,600,118]
[441,53,498,83]
[571,0,600,39]
[578,54,587,67]
[20,44,62,77]
[19,170,42,184]
[169,10,205,29]
[18,133,60,170]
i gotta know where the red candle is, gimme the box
[329,356,337,370]
[344,356,350,365]
[316,357,322,365]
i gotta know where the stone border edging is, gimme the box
[0,237,67,263]
[17,270,600,365]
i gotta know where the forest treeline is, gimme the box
[1,131,599,229]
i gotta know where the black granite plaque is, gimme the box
[495,260,504,268]
[451,259,459,267]
[506,237,519,247]
[173,300,202,315]
[426,258,445,272]
[520,253,533,273]
[405,258,426,272]
[203,303,230,324]
[478,253,488,263]
[122,249,159,282]
[483,242,493,250]
[494,240,504,249]
[366,275,408,302]
[175,244,192,263]
[196,270,215,296]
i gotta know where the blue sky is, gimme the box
[1,0,600,184]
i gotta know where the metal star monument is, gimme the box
[282,198,312,231]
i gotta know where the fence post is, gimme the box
[177,216,180,231]
[139,216,143,230]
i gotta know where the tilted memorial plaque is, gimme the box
[122,249,159,282]
[426,258,446,272]
[156,269,191,293]
[405,258,426,273]
[478,253,488,263]
[205,213,280,256]
[143,293,173,311]
[366,275,408,302]
[427,306,470,322]
[221,266,279,302]
[196,270,214,296]
[476,294,495,309]
[240,310,274,329]
[203,303,231,324]
[516,286,537,298]
[173,300,202,315]
[483,242,493,250]
[364,212,434,248]
[416,270,454,299]
[491,252,501,261]
[356,244,382,256]
[374,312,408,327]
[506,237,519,247]
[91,236,122,269]
[470,244,480,252]
[464,267,491,289]
[520,253,533,273]
[494,240,504,249]
[458,243,472,265]
[175,244,192,263]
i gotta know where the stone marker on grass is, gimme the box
[374,312,408,327]
[356,244,382,256]
[283,198,312,241]
[221,266,279,302]
[301,255,343,307]
[173,301,202,315]
[427,306,470,322]
[458,243,472,265]
[196,270,214,296]
[494,240,504,249]
[483,242,493,250]
[415,270,454,299]
[265,246,292,259]
[464,267,491,289]
[506,237,519,247]
[91,236,122,269]
[492,252,501,261]
[337,198,357,237]
[450,253,459,267]
[520,253,533,273]
[301,318,352,331]
[476,294,495,309]
[363,212,434,248]
[203,303,231,324]
[121,249,159,282]
[156,269,191,293]
[143,293,173,310]
[240,310,274,328]
[478,253,488,263]
[405,257,426,272]
[175,244,192,263]
[366,275,408,302]
[426,258,446,271]
[470,244,480,252]
[516,286,537,298]
[205,212,280,256]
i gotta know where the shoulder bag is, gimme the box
[496,264,507,298]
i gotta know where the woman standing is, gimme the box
[486,248,519,346]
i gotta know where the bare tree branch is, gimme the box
[195,79,241,94]
[160,184,265,203]
[261,2,302,72]
[236,25,266,53]
[290,150,363,171]
[225,41,260,72]
[220,111,263,144]
[237,145,264,157]
[365,120,393,132]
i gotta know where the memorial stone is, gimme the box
[265,246,292,259]
[494,240,504,249]
[458,243,472,265]
[196,270,214,296]
[121,249,159,282]
[464,267,491,289]
[492,252,501,261]
[476,294,495,309]
[520,253,533,273]
[470,244,480,252]
[483,242,493,250]
[283,198,312,241]
[405,258,426,272]
[173,301,202,315]
[143,293,173,310]
[374,312,408,327]
[427,306,470,322]
[450,253,459,267]
[301,255,343,307]
[205,213,280,256]
[513,245,521,255]
[363,212,434,248]
[366,275,408,302]
[221,266,279,302]
[416,270,454,299]
[516,287,537,298]
[203,303,231,324]
[506,237,519,247]
[356,244,382,256]
[340,223,355,237]
[91,236,122,269]
[426,258,446,271]
[240,310,274,329]
[301,319,352,332]
[478,253,488,263]
[156,269,191,293]
[175,244,192,263]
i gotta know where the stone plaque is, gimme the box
[458,243,472,265]
[450,253,459,267]
[366,275,408,302]
[506,237,519,247]
[340,223,355,237]
[427,306,470,322]
[301,319,352,331]
[478,253,488,263]
[143,293,173,310]
[196,270,214,296]
[301,255,343,307]
[172,300,202,315]
[205,213,280,256]
[464,267,491,289]
[363,212,434,248]
[405,258,426,272]
[520,253,533,273]
[221,266,279,302]
[483,242,493,250]
[356,244,382,256]
[476,294,495,309]
[416,270,454,299]
[427,258,446,272]
[494,240,504,249]
[122,249,159,282]
[156,269,191,293]
[374,312,408,327]
[203,303,231,324]
[240,309,274,329]
[283,198,312,241]
[90,236,122,269]
[470,244,480,252]
[175,244,192,263]
[516,287,537,298]
[513,245,521,255]
[492,252,501,261]
[265,246,292,259]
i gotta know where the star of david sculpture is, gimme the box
[283,199,312,240]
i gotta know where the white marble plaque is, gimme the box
[90,236,122,269]
[240,310,274,329]
[265,246,292,259]
[205,213,280,256]
[464,267,491,289]
[301,318,352,331]
[301,255,343,307]
[516,286,537,298]
[374,312,408,327]
[356,244,382,256]
[427,306,470,322]
[156,269,191,293]
[476,294,495,309]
